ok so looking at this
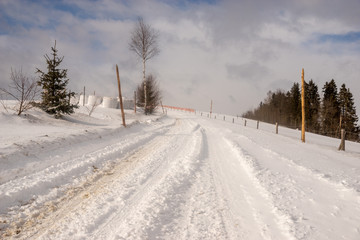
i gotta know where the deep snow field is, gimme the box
[0,101,359,240]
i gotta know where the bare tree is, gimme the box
[85,101,100,116]
[129,17,160,113]
[0,68,39,115]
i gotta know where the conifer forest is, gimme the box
[242,79,359,141]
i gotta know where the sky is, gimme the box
[1,0,360,116]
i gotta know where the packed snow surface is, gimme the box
[0,104,360,239]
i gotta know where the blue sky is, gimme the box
[319,31,360,43]
[1,0,360,115]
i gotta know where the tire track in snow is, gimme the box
[91,120,217,239]
[90,120,194,239]
[0,120,176,239]
[168,126,230,240]
[204,127,295,240]
[15,119,206,239]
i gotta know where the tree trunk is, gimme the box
[143,58,147,112]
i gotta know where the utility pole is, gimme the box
[116,65,126,127]
[301,68,305,143]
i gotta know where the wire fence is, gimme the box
[163,106,360,151]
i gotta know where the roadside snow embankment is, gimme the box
[0,105,170,237]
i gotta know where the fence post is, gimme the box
[215,115,216,119]
[223,116,225,121]
[83,86,86,106]
[244,120,247,126]
[233,118,234,123]
[257,120,259,129]
[116,65,126,127]
[338,129,346,151]
[276,122,278,134]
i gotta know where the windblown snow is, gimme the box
[1,103,360,239]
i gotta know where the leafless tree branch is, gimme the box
[85,101,100,116]
[0,68,39,115]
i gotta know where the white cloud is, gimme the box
[0,0,360,116]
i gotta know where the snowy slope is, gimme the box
[0,105,360,239]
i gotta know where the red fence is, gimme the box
[162,105,195,113]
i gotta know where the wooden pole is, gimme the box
[244,120,247,126]
[210,100,213,118]
[301,68,305,143]
[338,129,345,151]
[257,120,259,129]
[276,122,278,134]
[83,86,86,106]
[116,65,126,127]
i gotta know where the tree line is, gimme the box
[242,79,359,141]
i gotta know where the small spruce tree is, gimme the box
[37,41,77,118]
[136,74,161,115]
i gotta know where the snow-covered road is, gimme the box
[1,112,360,239]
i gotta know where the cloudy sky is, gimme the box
[1,0,360,116]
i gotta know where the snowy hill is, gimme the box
[0,103,359,239]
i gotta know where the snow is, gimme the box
[0,102,360,239]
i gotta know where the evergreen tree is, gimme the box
[321,79,340,136]
[36,41,77,118]
[339,84,359,140]
[242,78,359,141]
[289,83,301,128]
[136,74,161,114]
[305,80,320,132]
